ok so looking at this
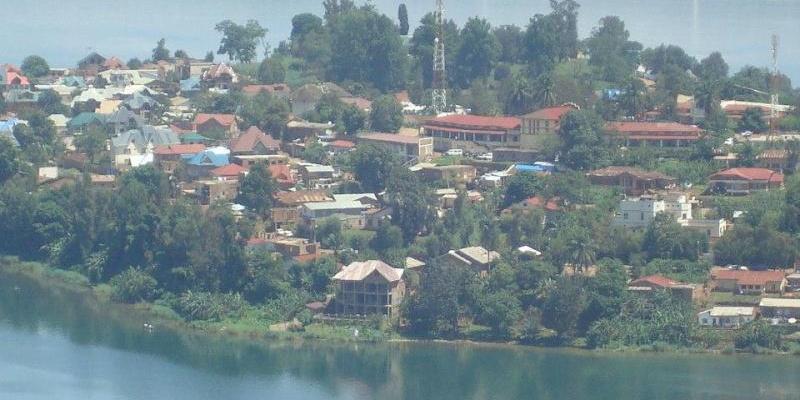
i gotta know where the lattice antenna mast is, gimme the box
[770,34,780,138]
[432,0,447,115]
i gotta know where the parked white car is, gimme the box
[446,149,464,156]
[477,153,493,161]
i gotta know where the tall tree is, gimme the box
[21,55,50,78]
[257,57,286,84]
[75,125,108,165]
[369,95,403,132]
[37,89,68,115]
[493,25,524,63]
[586,16,641,83]
[328,7,407,91]
[398,4,409,36]
[738,107,768,133]
[454,18,499,88]
[215,20,267,63]
[0,138,20,183]
[500,72,533,115]
[152,38,170,62]
[558,110,608,170]
[699,52,729,82]
[386,168,436,243]
[349,144,399,193]
[237,163,276,216]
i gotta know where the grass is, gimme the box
[433,155,464,166]
[708,291,763,306]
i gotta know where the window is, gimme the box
[640,212,644,221]
[623,213,629,220]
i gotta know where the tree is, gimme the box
[316,216,343,250]
[302,141,328,164]
[237,163,276,216]
[371,221,403,255]
[523,13,560,76]
[493,25,524,63]
[618,77,647,118]
[454,18,498,88]
[532,73,556,108]
[405,261,467,337]
[152,38,170,62]
[75,125,108,165]
[257,57,286,84]
[0,138,21,183]
[586,16,641,83]
[174,49,189,59]
[643,213,706,261]
[127,58,143,69]
[386,168,436,243]
[349,144,399,193]
[21,55,50,78]
[328,7,407,91]
[558,110,608,170]
[398,4,409,36]
[478,289,522,337]
[291,13,324,41]
[549,0,580,61]
[541,277,587,340]
[238,92,290,138]
[369,95,403,132]
[467,79,500,116]
[500,72,533,115]
[215,20,267,63]
[110,267,158,303]
[641,44,697,75]
[323,0,356,24]
[699,52,729,82]
[37,89,68,115]
[738,107,768,133]
[204,51,215,62]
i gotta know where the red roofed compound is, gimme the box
[605,121,703,148]
[422,115,521,153]
[230,126,280,156]
[708,168,784,195]
[1,64,30,89]
[194,113,238,139]
[358,132,434,161]
[710,267,786,294]
[520,104,578,150]
[268,164,296,189]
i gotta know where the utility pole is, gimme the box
[432,0,447,115]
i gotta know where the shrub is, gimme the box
[734,320,782,350]
[110,268,158,303]
[176,291,247,321]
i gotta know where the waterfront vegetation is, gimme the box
[3,0,800,355]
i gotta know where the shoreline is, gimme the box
[1,256,795,358]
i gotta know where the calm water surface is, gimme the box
[1,268,800,400]
[4,0,800,81]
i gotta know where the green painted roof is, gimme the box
[67,112,106,129]
[180,132,209,143]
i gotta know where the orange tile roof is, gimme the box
[709,168,784,183]
[523,105,577,121]
[426,115,521,131]
[711,268,785,286]
[210,163,247,178]
[230,126,280,153]
[194,113,236,127]
[630,274,680,288]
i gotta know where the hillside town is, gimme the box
[3,0,800,351]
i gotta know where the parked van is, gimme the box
[446,149,463,156]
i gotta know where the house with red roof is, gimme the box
[708,168,783,195]
[710,267,786,295]
[605,121,703,148]
[422,115,521,152]
[628,274,697,301]
[1,64,30,89]
[194,113,238,138]
[269,164,296,189]
[587,166,677,195]
[520,104,578,150]
[201,63,238,91]
[330,139,356,154]
[210,163,248,181]
[503,196,563,215]
[230,126,280,156]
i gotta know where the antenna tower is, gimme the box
[769,34,779,139]
[432,0,447,115]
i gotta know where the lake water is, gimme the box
[2,268,800,399]
[4,0,800,82]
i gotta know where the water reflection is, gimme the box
[1,270,799,400]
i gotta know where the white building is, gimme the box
[697,307,756,329]
[614,195,692,229]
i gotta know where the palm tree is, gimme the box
[568,238,597,273]
[533,73,556,108]
[503,73,533,115]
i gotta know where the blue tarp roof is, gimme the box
[187,149,229,167]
